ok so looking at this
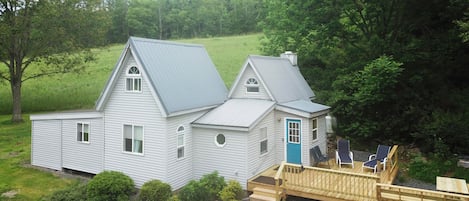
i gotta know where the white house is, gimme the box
[30,37,330,190]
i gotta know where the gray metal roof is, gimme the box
[193,99,275,129]
[278,100,330,113]
[129,37,228,115]
[248,55,315,103]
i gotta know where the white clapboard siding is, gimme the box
[247,111,276,178]
[230,64,271,100]
[166,110,208,190]
[310,115,328,160]
[193,127,249,189]
[61,118,104,174]
[103,55,168,187]
[31,120,62,170]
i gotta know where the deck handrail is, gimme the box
[278,162,381,200]
[380,145,399,184]
[376,183,469,200]
[274,161,286,201]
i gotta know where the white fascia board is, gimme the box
[131,49,169,118]
[95,43,131,111]
[276,105,330,118]
[191,123,249,132]
[30,111,103,120]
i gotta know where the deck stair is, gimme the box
[249,187,282,201]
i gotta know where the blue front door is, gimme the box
[286,119,301,164]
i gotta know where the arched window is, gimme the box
[126,66,142,92]
[245,77,259,93]
[177,125,185,158]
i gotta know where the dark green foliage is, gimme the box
[260,0,469,155]
[219,180,243,201]
[408,154,454,183]
[200,171,226,201]
[178,171,226,201]
[138,179,172,201]
[87,171,134,201]
[177,180,209,201]
[47,182,87,201]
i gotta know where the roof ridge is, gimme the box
[249,54,289,61]
[129,36,204,48]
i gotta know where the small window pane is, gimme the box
[247,86,259,92]
[260,140,267,154]
[124,125,132,152]
[177,126,185,132]
[177,134,184,146]
[126,78,133,91]
[128,66,140,74]
[134,78,141,91]
[77,123,83,141]
[216,134,226,146]
[178,147,184,158]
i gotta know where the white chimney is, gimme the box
[280,51,297,66]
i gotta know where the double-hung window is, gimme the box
[77,123,89,143]
[260,127,268,155]
[126,66,142,92]
[312,118,318,141]
[177,126,185,159]
[123,124,143,154]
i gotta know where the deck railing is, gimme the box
[275,161,381,200]
[380,145,399,184]
[376,183,469,201]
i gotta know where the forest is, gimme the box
[1,0,468,158]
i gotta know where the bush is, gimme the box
[178,180,209,201]
[138,179,172,201]
[47,182,87,201]
[199,171,226,201]
[219,180,243,201]
[87,171,134,201]
[408,154,455,183]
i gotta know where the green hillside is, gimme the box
[0,34,262,114]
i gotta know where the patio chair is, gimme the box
[310,146,329,167]
[362,145,391,173]
[335,139,354,168]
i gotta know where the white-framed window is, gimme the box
[177,125,185,159]
[245,77,259,93]
[126,66,142,92]
[312,118,318,141]
[215,133,226,147]
[77,123,90,143]
[123,124,143,154]
[288,121,300,144]
[260,127,268,155]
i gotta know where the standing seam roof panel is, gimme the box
[129,37,228,115]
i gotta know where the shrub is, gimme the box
[408,154,455,183]
[87,171,134,201]
[219,180,243,201]
[47,182,87,201]
[138,179,172,201]
[199,171,226,201]
[178,180,209,201]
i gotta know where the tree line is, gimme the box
[260,0,469,156]
[107,0,263,43]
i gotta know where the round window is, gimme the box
[215,134,226,147]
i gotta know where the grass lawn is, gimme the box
[0,115,76,200]
[0,33,262,115]
[0,34,262,200]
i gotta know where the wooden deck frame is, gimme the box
[376,183,469,201]
[248,145,402,201]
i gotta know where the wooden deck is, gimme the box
[248,145,469,201]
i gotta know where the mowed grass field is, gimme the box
[0,34,261,200]
[0,33,262,114]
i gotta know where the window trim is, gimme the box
[312,118,318,142]
[259,127,268,156]
[215,133,226,147]
[122,124,144,155]
[245,77,259,93]
[77,122,90,144]
[176,125,185,159]
[125,66,142,93]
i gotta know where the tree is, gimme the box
[260,0,469,153]
[0,0,110,122]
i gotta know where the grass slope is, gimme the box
[0,34,262,114]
